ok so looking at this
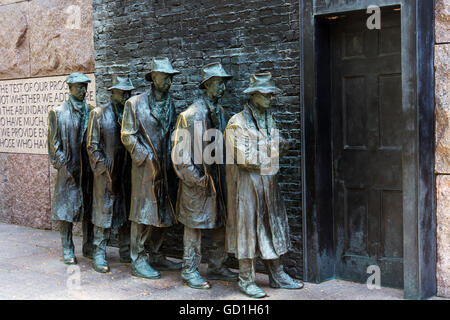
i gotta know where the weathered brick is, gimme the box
[92,0,302,278]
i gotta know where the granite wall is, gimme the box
[0,0,95,231]
[92,0,303,277]
[435,0,450,299]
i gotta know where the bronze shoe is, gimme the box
[206,266,238,282]
[182,270,211,289]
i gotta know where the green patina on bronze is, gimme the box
[86,75,135,273]
[172,62,238,290]
[121,57,182,280]
[224,72,303,298]
[48,72,95,265]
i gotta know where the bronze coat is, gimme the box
[48,98,94,223]
[121,90,177,227]
[172,95,226,229]
[86,102,131,229]
[224,104,290,260]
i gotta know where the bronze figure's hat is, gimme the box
[199,62,232,89]
[243,72,281,94]
[66,72,91,84]
[107,75,135,91]
[145,57,180,81]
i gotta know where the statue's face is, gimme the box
[151,72,172,93]
[111,89,131,107]
[69,83,87,102]
[251,91,274,110]
[205,77,226,100]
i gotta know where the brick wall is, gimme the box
[92,0,303,277]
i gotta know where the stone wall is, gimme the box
[0,0,95,231]
[435,0,450,299]
[92,0,303,277]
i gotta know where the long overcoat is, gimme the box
[48,97,94,223]
[121,90,177,227]
[224,104,291,260]
[86,102,131,229]
[172,95,227,229]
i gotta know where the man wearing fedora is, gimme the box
[172,62,238,289]
[224,72,303,298]
[86,75,135,273]
[48,72,95,265]
[121,57,181,279]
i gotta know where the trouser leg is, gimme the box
[182,226,202,278]
[207,227,228,271]
[130,222,160,279]
[145,226,167,259]
[118,222,131,262]
[238,258,267,298]
[130,222,151,263]
[238,259,256,288]
[93,226,110,252]
[82,213,94,258]
[181,226,210,289]
[60,221,74,254]
[93,226,110,272]
[60,221,76,264]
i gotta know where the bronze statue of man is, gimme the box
[48,72,95,265]
[224,72,303,298]
[86,75,135,273]
[121,57,182,279]
[172,62,238,289]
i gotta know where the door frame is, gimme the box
[301,0,436,299]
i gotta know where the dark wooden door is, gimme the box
[331,10,403,288]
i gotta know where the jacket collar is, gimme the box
[245,103,274,134]
[69,95,87,115]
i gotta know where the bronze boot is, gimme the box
[265,259,304,289]
[93,247,110,273]
[238,259,266,298]
[132,255,161,279]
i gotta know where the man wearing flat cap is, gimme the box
[121,57,182,279]
[172,62,238,289]
[48,72,95,265]
[86,75,135,273]
[224,72,303,298]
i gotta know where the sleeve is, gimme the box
[86,109,108,175]
[171,112,207,187]
[121,99,149,166]
[47,109,65,169]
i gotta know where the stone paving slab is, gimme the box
[0,223,447,300]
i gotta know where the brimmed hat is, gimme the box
[66,72,91,84]
[199,62,232,89]
[243,72,281,94]
[145,57,180,82]
[107,75,135,91]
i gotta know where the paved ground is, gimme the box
[0,222,447,300]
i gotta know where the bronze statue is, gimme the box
[86,75,135,273]
[172,62,238,289]
[121,57,182,279]
[224,72,303,298]
[48,72,95,265]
